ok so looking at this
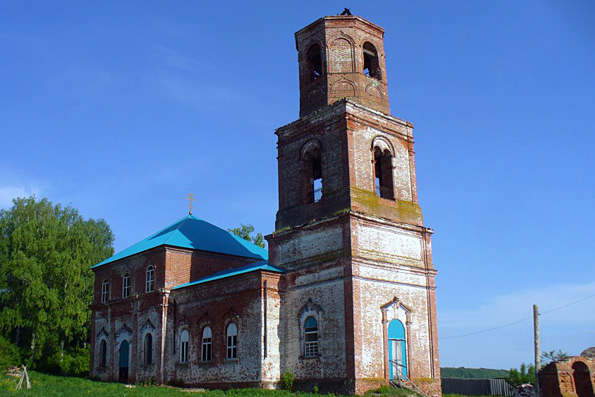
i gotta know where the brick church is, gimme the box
[90,13,441,396]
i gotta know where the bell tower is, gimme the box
[268,13,441,396]
[296,15,390,117]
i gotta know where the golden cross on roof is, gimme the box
[186,193,195,215]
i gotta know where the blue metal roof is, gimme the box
[172,261,284,290]
[92,214,268,268]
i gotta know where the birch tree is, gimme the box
[0,197,113,372]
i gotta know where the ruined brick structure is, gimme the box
[90,14,441,396]
[539,348,595,397]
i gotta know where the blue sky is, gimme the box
[1,1,594,369]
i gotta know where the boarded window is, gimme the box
[330,38,353,73]
[99,339,107,368]
[145,333,153,365]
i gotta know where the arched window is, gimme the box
[101,279,109,303]
[226,323,238,359]
[201,326,212,362]
[146,266,154,292]
[99,339,107,368]
[363,42,381,80]
[122,273,130,298]
[179,329,189,363]
[374,147,394,200]
[306,44,322,81]
[144,333,153,365]
[304,316,319,357]
[302,145,322,204]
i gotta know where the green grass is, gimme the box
[0,371,421,397]
[443,395,504,397]
[363,386,420,396]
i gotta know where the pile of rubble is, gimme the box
[513,383,535,397]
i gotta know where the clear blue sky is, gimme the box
[1,1,594,370]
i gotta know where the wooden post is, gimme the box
[534,304,540,396]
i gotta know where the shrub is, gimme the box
[60,347,90,376]
[279,371,294,391]
[166,378,185,387]
[507,363,535,387]
[0,336,20,370]
[137,377,155,387]
[38,346,90,376]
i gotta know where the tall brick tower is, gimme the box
[267,14,441,396]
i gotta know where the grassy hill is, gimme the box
[441,367,509,379]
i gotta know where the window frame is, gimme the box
[304,316,319,358]
[226,323,238,360]
[201,326,213,362]
[101,279,109,303]
[179,329,189,363]
[146,265,155,292]
[122,272,130,298]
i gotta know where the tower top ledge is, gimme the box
[295,15,385,42]
[275,99,414,137]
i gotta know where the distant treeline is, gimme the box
[441,367,509,379]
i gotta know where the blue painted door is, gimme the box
[388,319,407,380]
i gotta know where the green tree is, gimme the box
[541,349,569,365]
[506,363,535,387]
[0,197,114,373]
[228,224,265,248]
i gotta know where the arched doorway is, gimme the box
[572,361,594,397]
[388,319,407,380]
[119,340,129,383]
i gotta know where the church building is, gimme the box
[90,13,441,396]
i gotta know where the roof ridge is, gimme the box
[162,214,191,246]
[92,214,267,269]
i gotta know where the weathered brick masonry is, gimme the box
[539,350,595,397]
[90,13,441,396]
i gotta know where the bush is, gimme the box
[36,346,90,376]
[166,378,185,387]
[279,371,294,391]
[59,347,90,376]
[137,377,155,387]
[0,335,20,370]
[507,363,535,387]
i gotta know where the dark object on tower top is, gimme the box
[340,8,352,16]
